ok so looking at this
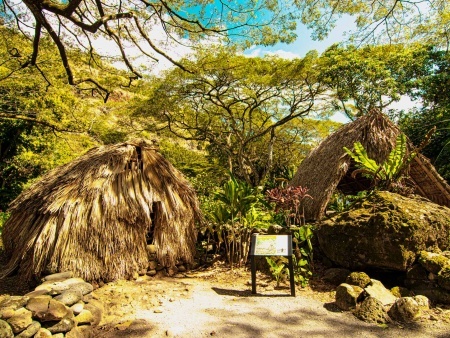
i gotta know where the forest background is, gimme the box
[0,0,449,239]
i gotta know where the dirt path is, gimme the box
[92,269,450,338]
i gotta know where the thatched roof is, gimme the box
[291,111,450,221]
[1,139,202,282]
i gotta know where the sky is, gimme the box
[246,16,355,60]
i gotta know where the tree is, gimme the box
[1,0,304,98]
[135,48,326,186]
[299,0,450,48]
[318,43,429,119]
[398,48,450,181]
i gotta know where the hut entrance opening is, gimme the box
[147,201,161,244]
[336,161,373,194]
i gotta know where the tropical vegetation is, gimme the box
[1,0,449,286]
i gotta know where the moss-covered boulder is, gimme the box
[438,265,450,291]
[318,191,450,271]
[345,272,371,288]
[418,251,450,274]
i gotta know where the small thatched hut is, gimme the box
[1,139,202,282]
[291,111,450,220]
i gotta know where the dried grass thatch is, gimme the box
[291,111,450,220]
[1,139,202,282]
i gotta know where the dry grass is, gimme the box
[1,139,202,282]
[291,111,450,220]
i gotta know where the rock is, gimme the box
[323,268,351,286]
[318,191,450,271]
[83,301,102,326]
[364,279,397,306]
[7,307,33,334]
[346,272,371,288]
[418,251,450,274]
[46,316,76,334]
[413,295,430,310]
[405,264,430,288]
[23,290,49,299]
[388,297,421,322]
[167,266,178,276]
[0,319,14,338]
[335,283,363,311]
[147,269,157,276]
[177,265,187,273]
[66,325,93,338]
[74,309,94,325]
[52,334,65,338]
[413,287,450,305]
[54,290,83,306]
[71,302,84,315]
[354,297,389,324]
[437,265,450,291]
[390,286,412,298]
[0,308,15,320]
[147,244,157,254]
[15,321,41,338]
[33,328,52,337]
[148,261,158,270]
[38,278,86,295]
[0,296,29,311]
[41,272,74,282]
[68,283,94,296]
[26,297,69,322]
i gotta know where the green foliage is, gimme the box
[327,191,369,213]
[266,257,289,287]
[291,226,314,286]
[397,49,450,182]
[202,175,269,267]
[343,133,416,193]
[0,212,9,236]
[137,47,324,186]
[318,44,429,119]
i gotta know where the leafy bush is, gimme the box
[265,185,315,286]
[0,211,10,236]
[343,133,419,194]
[201,175,269,268]
[327,190,369,213]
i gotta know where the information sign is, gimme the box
[250,234,295,297]
[251,235,292,256]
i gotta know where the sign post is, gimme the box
[250,234,295,297]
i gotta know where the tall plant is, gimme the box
[265,185,314,285]
[343,133,428,193]
[207,176,267,268]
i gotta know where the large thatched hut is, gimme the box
[291,111,450,220]
[1,139,202,282]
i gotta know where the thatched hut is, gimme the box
[291,111,450,220]
[1,139,202,282]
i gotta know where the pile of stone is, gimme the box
[143,244,188,278]
[0,272,102,338]
[405,250,450,304]
[329,270,431,324]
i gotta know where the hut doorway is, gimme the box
[146,201,161,244]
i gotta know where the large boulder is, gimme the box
[318,191,450,271]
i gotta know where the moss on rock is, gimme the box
[318,191,450,271]
[438,265,450,291]
[346,272,371,288]
[418,251,450,274]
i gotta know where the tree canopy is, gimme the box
[1,0,304,98]
[134,48,329,185]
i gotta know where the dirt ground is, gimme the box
[1,249,450,338]
[90,262,450,338]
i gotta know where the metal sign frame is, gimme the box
[250,234,296,297]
